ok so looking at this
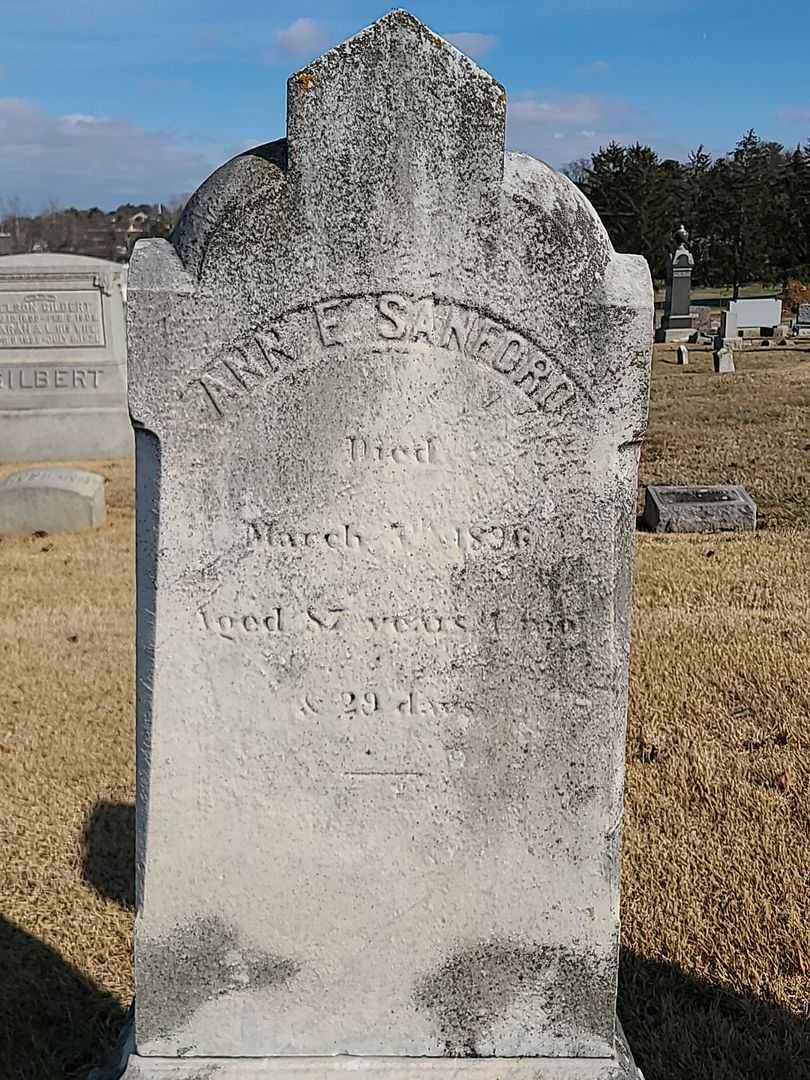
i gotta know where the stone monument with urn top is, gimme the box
[656,224,697,343]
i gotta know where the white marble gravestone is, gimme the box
[120,11,651,1080]
[0,466,105,534]
[0,253,132,463]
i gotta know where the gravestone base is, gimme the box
[0,406,133,463]
[113,1044,643,1080]
[94,1017,643,1080]
[655,313,697,343]
[656,327,693,343]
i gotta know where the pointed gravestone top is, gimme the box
[124,11,651,1080]
[287,11,505,198]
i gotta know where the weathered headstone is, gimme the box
[795,303,810,337]
[713,344,735,373]
[0,466,105,534]
[656,225,697,342]
[691,305,712,334]
[119,12,651,1080]
[0,253,132,463]
[643,485,756,532]
[0,234,12,257]
[718,307,738,344]
[676,344,688,365]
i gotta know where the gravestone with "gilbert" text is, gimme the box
[119,11,651,1080]
[0,253,132,463]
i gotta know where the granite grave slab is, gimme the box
[643,485,756,532]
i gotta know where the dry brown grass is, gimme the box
[0,461,135,1079]
[0,348,809,1080]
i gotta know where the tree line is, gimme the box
[565,130,810,296]
[0,200,180,263]
[3,132,810,295]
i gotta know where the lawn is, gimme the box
[0,347,808,1080]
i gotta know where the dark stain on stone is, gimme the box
[413,937,613,1056]
[137,915,300,1042]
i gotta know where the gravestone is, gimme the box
[0,234,11,257]
[119,12,651,1080]
[676,344,688,365]
[656,225,697,342]
[714,344,735,373]
[643,485,756,532]
[0,253,133,463]
[0,466,105,534]
[795,303,810,337]
[691,305,712,334]
[727,297,782,332]
[718,307,738,344]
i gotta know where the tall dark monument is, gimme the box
[657,224,697,342]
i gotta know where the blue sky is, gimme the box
[2,0,810,210]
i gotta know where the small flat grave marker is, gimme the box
[643,485,756,532]
[0,466,105,534]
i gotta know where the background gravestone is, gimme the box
[643,485,756,532]
[714,344,735,373]
[727,298,782,333]
[0,466,105,534]
[0,253,132,463]
[656,225,697,342]
[120,12,651,1080]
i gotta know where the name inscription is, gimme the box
[0,291,105,349]
[185,294,577,420]
[0,367,105,391]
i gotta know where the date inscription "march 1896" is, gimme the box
[186,294,577,420]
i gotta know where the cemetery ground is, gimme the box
[0,347,808,1080]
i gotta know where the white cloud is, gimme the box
[0,97,218,210]
[268,18,330,62]
[444,32,498,59]
[507,93,688,166]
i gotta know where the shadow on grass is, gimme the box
[620,949,810,1080]
[82,800,135,911]
[0,917,127,1080]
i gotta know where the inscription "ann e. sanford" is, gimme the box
[185,294,575,420]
